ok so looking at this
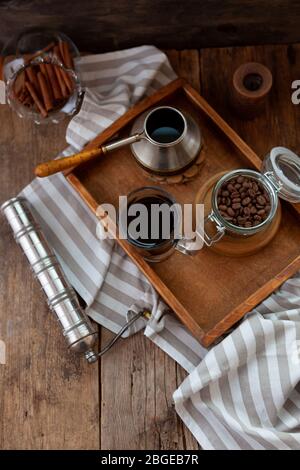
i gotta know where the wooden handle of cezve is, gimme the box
[34,146,103,177]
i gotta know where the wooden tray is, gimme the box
[66,78,300,347]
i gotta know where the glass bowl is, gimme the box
[2,29,83,124]
[6,55,83,124]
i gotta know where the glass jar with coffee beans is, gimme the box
[200,147,300,246]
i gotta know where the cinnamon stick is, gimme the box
[59,65,73,94]
[25,42,56,64]
[25,81,47,117]
[37,71,53,112]
[53,45,64,65]
[54,65,68,98]
[25,66,41,96]
[40,63,54,102]
[62,41,74,69]
[58,41,66,64]
[17,85,33,106]
[53,45,73,93]
[12,40,75,114]
[39,62,48,76]
[44,63,62,101]
[62,70,73,94]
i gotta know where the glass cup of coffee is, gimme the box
[118,186,203,262]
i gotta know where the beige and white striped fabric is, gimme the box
[146,273,300,449]
[19,46,300,449]
[22,46,176,336]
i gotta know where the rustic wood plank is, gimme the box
[0,108,100,449]
[1,1,300,52]
[100,50,200,451]
[2,43,299,450]
[166,50,201,91]
[101,328,198,449]
[200,44,300,160]
[200,44,300,219]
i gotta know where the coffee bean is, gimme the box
[257,195,266,205]
[242,197,251,206]
[217,175,272,228]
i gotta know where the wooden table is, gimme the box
[0,46,299,450]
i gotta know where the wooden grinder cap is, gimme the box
[231,62,273,119]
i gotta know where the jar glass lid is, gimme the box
[262,147,300,203]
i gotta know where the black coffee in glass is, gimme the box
[126,195,175,248]
[120,187,180,262]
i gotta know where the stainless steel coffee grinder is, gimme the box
[1,197,148,363]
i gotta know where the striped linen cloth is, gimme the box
[146,272,300,449]
[18,46,300,449]
[22,45,176,336]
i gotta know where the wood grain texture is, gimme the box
[200,45,300,215]
[1,1,300,52]
[0,110,100,449]
[1,44,300,450]
[35,146,103,177]
[99,50,200,451]
[200,44,300,159]
[0,50,199,450]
